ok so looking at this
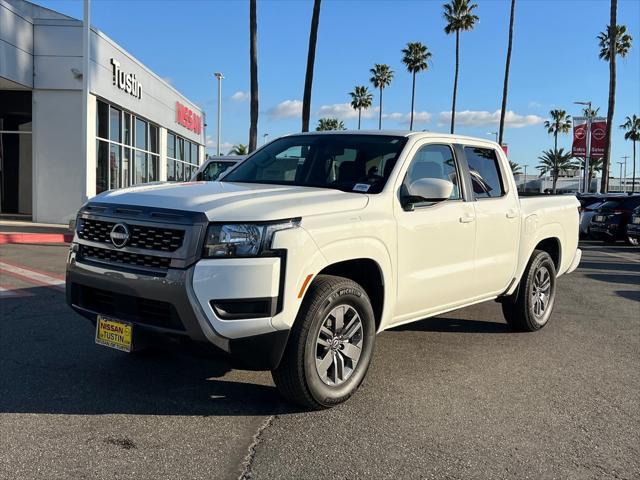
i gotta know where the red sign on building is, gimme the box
[175,102,202,135]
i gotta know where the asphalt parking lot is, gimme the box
[1,241,638,480]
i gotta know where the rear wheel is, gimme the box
[502,250,557,332]
[272,275,376,409]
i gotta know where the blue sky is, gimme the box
[39,0,640,173]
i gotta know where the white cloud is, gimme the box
[317,103,379,120]
[231,91,249,101]
[383,111,432,124]
[267,100,303,119]
[437,110,544,128]
[206,135,234,152]
[528,101,542,109]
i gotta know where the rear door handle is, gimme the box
[506,209,518,219]
[459,214,475,223]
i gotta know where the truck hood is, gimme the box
[91,181,369,221]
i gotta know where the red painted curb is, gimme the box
[0,233,73,244]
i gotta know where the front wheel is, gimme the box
[272,275,376,409]
[502,249,557,332]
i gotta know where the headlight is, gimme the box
[202,219,300,258]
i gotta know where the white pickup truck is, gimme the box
[66,131,581,408]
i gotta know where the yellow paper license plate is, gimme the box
[96,316,133,352]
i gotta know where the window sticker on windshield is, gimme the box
[353,183,370,192]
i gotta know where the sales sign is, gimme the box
[589,118,607,159]
[571,117,607,158]
[572,117,587,158]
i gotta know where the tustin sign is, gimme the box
[175,102,202,135]
[110,58,142,99]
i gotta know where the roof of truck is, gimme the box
[288,130,501,146]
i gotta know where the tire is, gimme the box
[271,275,376,409]
[502,250,557,332]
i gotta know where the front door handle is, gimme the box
[459,214,475,223]
[506,209,518,219]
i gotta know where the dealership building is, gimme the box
[1,0,206,223]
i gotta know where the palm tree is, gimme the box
[349,86,373,130]
[248,0,258,152]
[620,114,640,193]
[228,144,248,155]
[583,106,600,120]
[509,160,522,175]
[597,1,633,191]
[316,118,346,131]
[578,157,603,193]
[537,148,576,194]
[498,0,516,146]
[443,0,479,134]
[401,42,431,131]
[369,64,394,130]
[302,0,322,132]
[543,109,572,151]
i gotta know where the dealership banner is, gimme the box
[589,118,607,159]
[571,116,607,158]
[572,117,587,157]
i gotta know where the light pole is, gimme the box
[621,155,630,193]
[617,161,624,193]
[523,164,528,192]
[263,133,269,145]
[574,101,591,193]
[487,131,498,143]
[214,72,224,156]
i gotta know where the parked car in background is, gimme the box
[191,155,245,182]
[589,195,640,244]
[625,206,640,246]
[580,199,607,238]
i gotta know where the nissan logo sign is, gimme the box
[110,223,130,248]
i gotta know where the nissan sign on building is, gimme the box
[0,0,206,224]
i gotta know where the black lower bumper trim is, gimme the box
[228,329,290,371]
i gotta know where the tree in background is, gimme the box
[578,157,603,192]
[583,106,600,120]
[228,144,248,155]
[443,0,479,134]
[509,160,522,175]
[401,42,431,131]
[537,148,576,194]
[597,0,633,191]
[248,0,258,152]
[316,118,346,131]
[620,114,640,193]
[349,86,373,130]
[498,0,516,146]
[544,109,572,151]
[369,64,394,130]
[302,0,322,132]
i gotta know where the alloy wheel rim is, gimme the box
[315,304,363,386]
[531,266,552,322]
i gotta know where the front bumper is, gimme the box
[66,253,290,370]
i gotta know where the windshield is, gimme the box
[223,134,408,193]
[598,200,622,211]
[201,161,237,181]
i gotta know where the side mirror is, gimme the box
[402,178,453,210]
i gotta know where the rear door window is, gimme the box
[464,147,505,199]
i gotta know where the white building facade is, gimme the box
[1,0,205,223]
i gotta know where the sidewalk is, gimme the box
[0,221,73,244]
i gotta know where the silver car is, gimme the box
[191,155,246,182]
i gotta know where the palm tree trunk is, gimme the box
[552,172,558,194]
[632,140,637,193]
[554,131,558,152]
[378,86,383,130]
[301,0,322,132]
[601,0,617,193]
[409,72,416,131]
[450,29,460,134]
[498,0,516,146]
[588,168,593,193]
[358,108,362,130]
[248,0,258,152]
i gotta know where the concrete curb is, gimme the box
[0,233,73,244]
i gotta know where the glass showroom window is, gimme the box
[96,99,160,193]
[167,131,200,181]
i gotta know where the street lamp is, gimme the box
[617,161,624,193]
[487,132,498,143]
[621,156,630,193]
[263,133,269,145]
[574,100,591,193]
[214,72,224,156]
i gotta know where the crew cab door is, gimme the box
[462,145,520,296]
[394,143,477,322]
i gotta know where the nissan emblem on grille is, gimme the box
[109,223,130,248]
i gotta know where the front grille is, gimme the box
[80,245,171,270]
[72,284,185,331]
[78,218,185,252]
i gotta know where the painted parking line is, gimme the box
[0,285,34,298]
[0,261,65,292]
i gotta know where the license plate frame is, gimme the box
[594,215,604,222]
[95,315,133,352]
